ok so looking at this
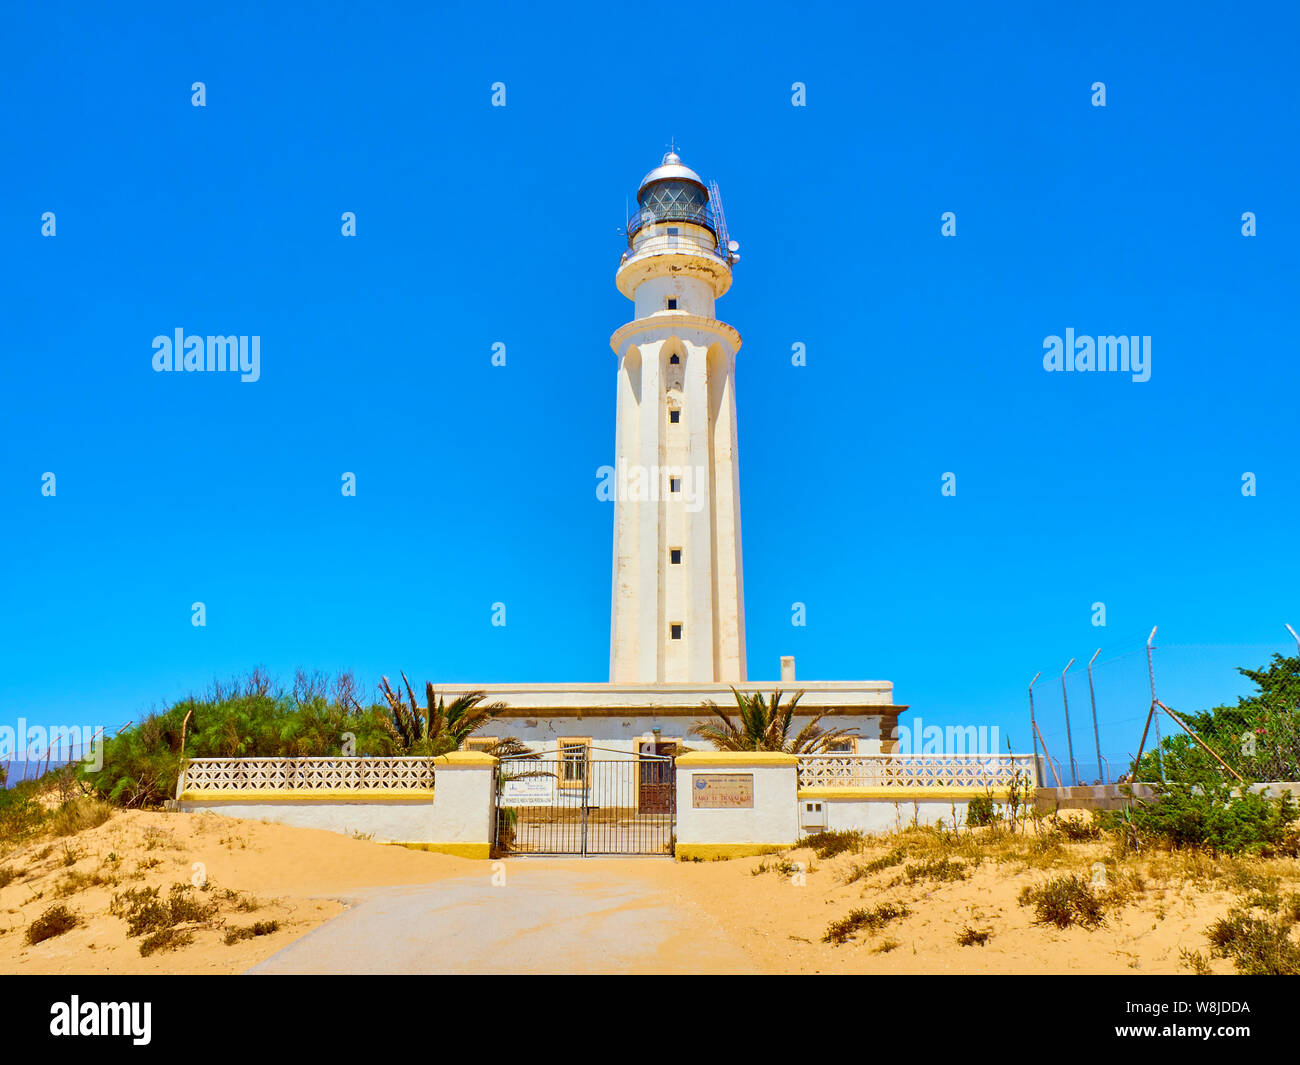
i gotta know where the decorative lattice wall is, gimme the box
[178,757,436,795]
[796,753,1036,790]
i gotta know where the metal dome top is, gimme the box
[638,151,707,195]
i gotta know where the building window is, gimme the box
[669,476,681,493]
[669,353,680,364]
[464,737,499,753]
[670,623,683,640]
[826,738,857,754]
[669,408,680,424]
[670,547,682,564]
[666,297,677,310]
[558,738,591,788]
[667,227,679,236]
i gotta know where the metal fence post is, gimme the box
[1061,657,1079,786]
[1087,648,1105,784]
[1145,626,1164,783]
[1028,672,1042,785]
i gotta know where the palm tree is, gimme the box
[377,674,510,754]
[690,688,858,754]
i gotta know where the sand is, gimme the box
[0,808,481,974]
[3,808,1296,974]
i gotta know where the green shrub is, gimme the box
[1205,909,1300,975]
[902,858,968,884]
[1051,814,1102,842]
[139,928,194,957]
[113,883,216,938]
[223,920,280,945]
[845,848,905,883]
[0,787,46,842]
[26,905,78,945]
[1019,874,1106,929]
[1100,787,1297,855]
[751,857,804,877]
[967,793,998,827]
[824,903,911,944]
[799,831,866,859]
[81,670,400,808]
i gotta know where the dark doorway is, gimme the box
[637,740,676,815]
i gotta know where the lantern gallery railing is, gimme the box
[626,202,719,241]
[178,756,437,796]
[795,753,1038,790]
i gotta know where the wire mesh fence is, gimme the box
[1031,634,1300,786]
[1,736,104,789]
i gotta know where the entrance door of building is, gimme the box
[636,740,676,815]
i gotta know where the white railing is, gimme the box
[796,753,1037,790]
[179,756,437,795]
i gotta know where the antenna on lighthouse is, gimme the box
[708,179,740,265]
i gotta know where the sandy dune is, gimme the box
[3,807,1295,974]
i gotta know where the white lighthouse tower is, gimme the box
[608,152,746,685]
[434,149,902,771]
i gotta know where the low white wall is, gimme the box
[178,798,435,841]
[674,752,798,858]
[175,752,497,857]
[802,795,971,835]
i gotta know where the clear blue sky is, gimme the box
[2,1,1296,770]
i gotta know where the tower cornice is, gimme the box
[615,248,733,300]
[609,313,742,355]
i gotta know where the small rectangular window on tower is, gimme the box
[669,408,680,423]
[670,548,682,564]
[670,623,683,640]
[669,476,681,493]
[666,297,677,310]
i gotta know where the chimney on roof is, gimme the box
[780,656,796,682]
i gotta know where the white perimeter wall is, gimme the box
[805,797,973,835]
[177,799,435,842]
[176,754,497,847]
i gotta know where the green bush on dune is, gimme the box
[80,668,509,808]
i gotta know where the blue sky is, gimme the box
[1,1,1296,772]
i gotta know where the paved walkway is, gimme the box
[247,860,757,975]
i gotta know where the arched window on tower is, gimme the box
[669,353,680,364]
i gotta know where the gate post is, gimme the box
[421,751,497,859]
[674,752,798,860]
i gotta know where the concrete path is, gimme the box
[247,860,758,975]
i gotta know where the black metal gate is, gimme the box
[494,746,675,855]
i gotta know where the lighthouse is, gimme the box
[427,150,903,804]
[608,152,746,685]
